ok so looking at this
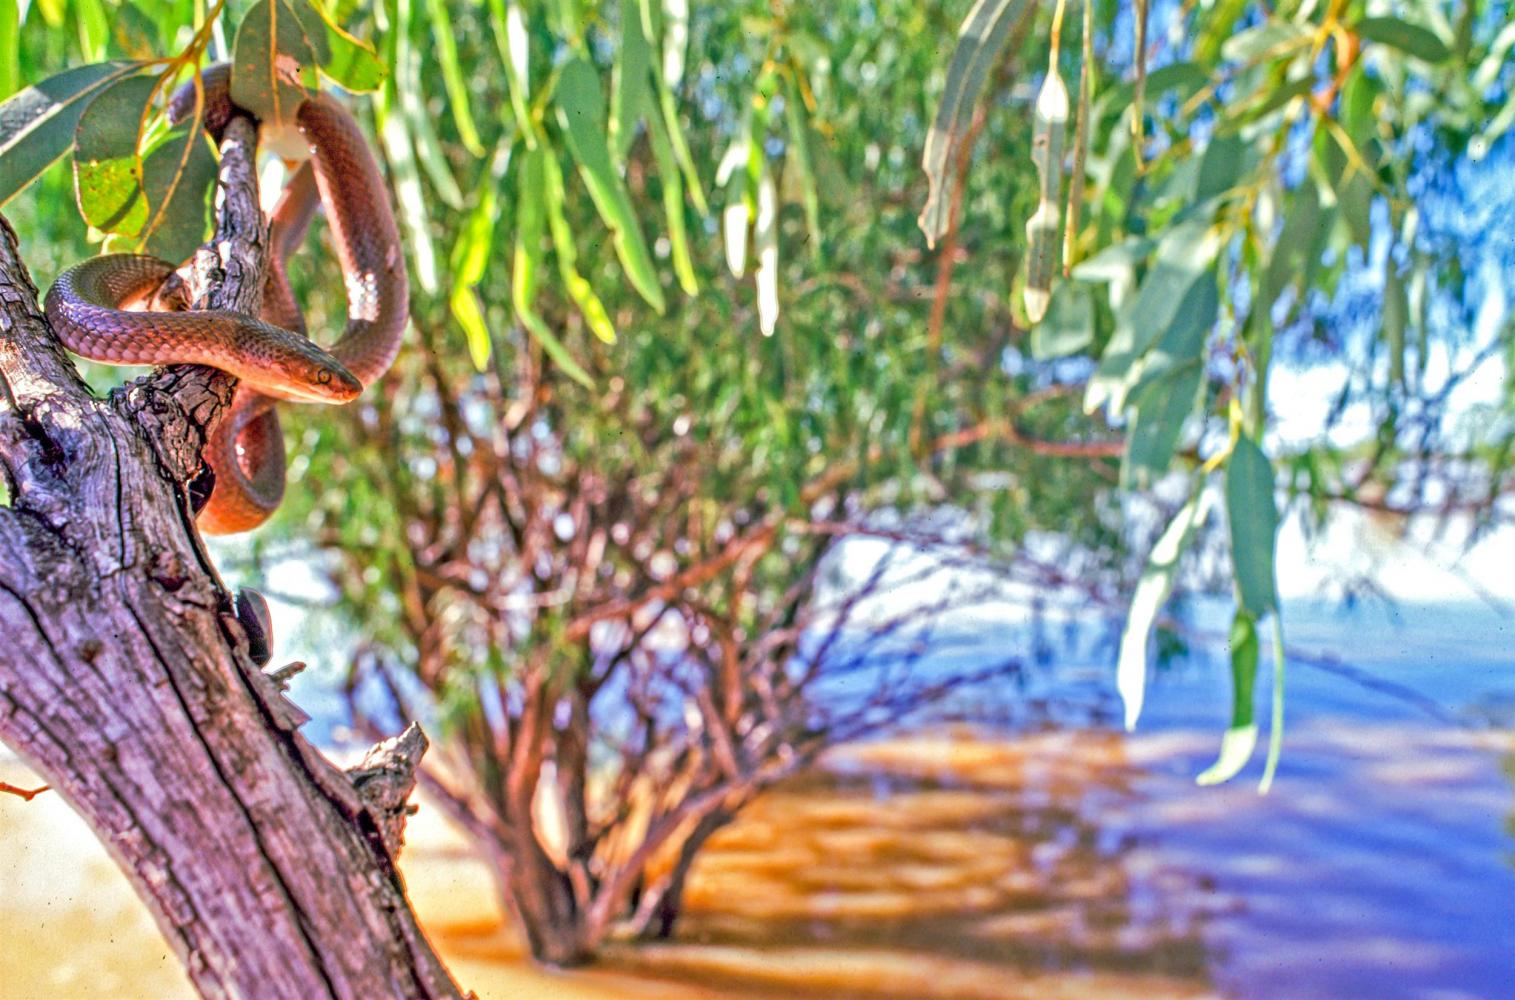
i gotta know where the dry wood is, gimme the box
[0,114,462,999]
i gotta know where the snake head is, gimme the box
[256,332,364,403]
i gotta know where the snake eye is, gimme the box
[317,368,332,385]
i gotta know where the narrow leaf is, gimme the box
[73,74,154,236]
[231,0,317,126]
[919,0,1036,246]
[754,165,779,336]
[1354,16,1451,63]
[1024,68,1068,322]
[1030,280,1093,359]
[0,61,141,207]
[555,56,666,313]
[515,145,594,388]
[1196,609,1259,785]
[0,0,18,102]
[295,0,387,92]
[1116,488,1214,729]
[1226,434,1279,618]
[542,148,618,343]
[425,0,486,155]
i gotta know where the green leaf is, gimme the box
[643,101,698,296]
[1030,280,1094,359]
[1354,16,1451,63]
[613,0,655,161]
[1220,20,1311,64]
[515,145,594,388]
[541,149,617,343]
[1122,362,1203,491]
[0,0,18,102]
[231,0,317,126]
[487,0,533,141]
[72,74,153,236]
[449,157,501,368]
[1116,487,1214,729]
[295,0,387,92]
[643,0,706,214]
[1194,132,1255,204]
[392,0,463,210]
[139,112,217,263]
[75,0,110,61]
[424,0,485,155]
[1384,264,1408,387]
[1023,69,1068,323]
[1196,609,1260,785]
[1226,434,1279,618]
[782,77,821,261]
[754,166,779,336]
[554,56,666,313]
[1262,176,1323,308]
[377,99,439,293]
[1128,221,1221,355]
[918,0,1036,246]
[0,61,142,207]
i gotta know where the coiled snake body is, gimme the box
[44,64,408,534]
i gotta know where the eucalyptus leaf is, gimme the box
[554,56,666,313]
[1116,488,1214,729]
[231,0,317,126]
[918,0,1036,246]
[1196,609,1259,785]
[1355,16,1451,63]
[0,60,141,207]
[1030,281,1094,359]
[1226,434,1280,619]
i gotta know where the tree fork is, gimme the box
[0,113,463,999]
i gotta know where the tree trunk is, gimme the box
[0,115,462,999]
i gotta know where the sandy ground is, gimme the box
[0,733,1218,1000]
[0,757,714,1000]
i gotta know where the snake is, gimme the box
[44,63,409,536]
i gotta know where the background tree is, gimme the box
[2,0,1511,977]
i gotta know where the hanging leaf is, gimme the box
[514,145,594,388]
[754,165,779,336]
[717,136,749,277]
[377,99,439,293]
[1226,434,1280,619]
[72,74,154,236]
[0,0,18,102]
[294,0,387,92]
[1384,264,1408,387]
[1122,362,1204,491]
[612,0,655,161]
[1354,16,1452,63]
[1030,280,1094,358]
[139,108,217,263]
[449,149,504,369]
[541,149,618,343]
[919,0,1036,246]
[1024,67,1068,323]
[392,0,464,210]
[1116,487,1214,729]
[231,0,318,126]
[0,61,142,207]
[555,56,666,313]
[783,76,822,261]
[487,0,533,140]
[1196,609,1260,785]
[424,0,485,155]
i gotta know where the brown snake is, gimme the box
[44,64,408,535]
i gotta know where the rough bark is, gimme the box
[0,114,463,999]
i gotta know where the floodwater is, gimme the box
[1,600,1513,999]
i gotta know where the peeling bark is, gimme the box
[0,114,462,999]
